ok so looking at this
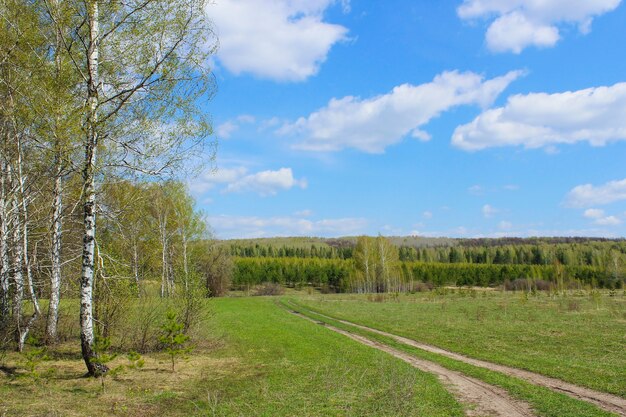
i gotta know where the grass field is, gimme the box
[293,290,626,397]
[1,291,623,416]
[0,297,464,417]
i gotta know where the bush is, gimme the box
[253,283,284,296]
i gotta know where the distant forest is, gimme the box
[225,236,626,267]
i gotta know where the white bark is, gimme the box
[160,213,168,297]
[46,169,62,342]
[9,163,24,349]
[80,0,105,376]
[46,0,64,344]
[15,134,40,351]
[0,158,9,326]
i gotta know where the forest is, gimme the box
[226,236,625,291]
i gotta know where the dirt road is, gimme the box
[291,310,535,417]
[300,307,626,416]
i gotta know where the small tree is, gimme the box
[90,336,122,390]
[159,310,190,372]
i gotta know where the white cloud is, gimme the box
[582,207,623,226]
[210,0,349,81]
[215,115,256,139]
[207,214,367,238]
[498,220,513,230]
[482,204,498,218]
[453,82,626,151]
[225,168,307,196]
[422,211,433,219]
[583,208,605,219]
[566,178,626,207]
[457,0,621,53]
[468,185,484,195]
[279,70,522,153]
[190,167,306,196]
[189,167,247,194]
[295,209,314,217]
[216,121,238,139]
[595,215,622,226]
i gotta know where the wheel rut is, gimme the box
[290,310,535,417]
[298,306,626,417]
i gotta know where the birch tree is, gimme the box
[46,0,216,375]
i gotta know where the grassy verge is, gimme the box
[294,291,626,397]
[287,299,618,417]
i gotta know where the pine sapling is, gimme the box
[159,310,191,372]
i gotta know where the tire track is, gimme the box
[290,310,535,417]
[297,306,626,416]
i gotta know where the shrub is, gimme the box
[253,283,284,296]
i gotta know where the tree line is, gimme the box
[227,238,626,269]
[231,236,624,292]
[1,0,220,376]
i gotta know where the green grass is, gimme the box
[294,291,626,397]
[1,296,466,416]
[288,300,617,417]
[200,297,465,416]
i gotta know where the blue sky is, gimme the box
[190,0,626,239]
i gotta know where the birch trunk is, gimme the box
[15,134,40,351]
[0,158,9,328]
[132,242,140,297]
[46,168,62,342]
[46,0,64,344]
[80,0,106,376]
[181,231,189,293]
[160,215,168,297]
[9,163,24,349]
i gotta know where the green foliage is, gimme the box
[19,337,52,380]
[159,310,191,372]
[126,351,145,370]
[91,336,123,389]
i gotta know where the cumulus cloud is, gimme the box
[190,166,306,196]
[457,0,621,53]
[482,204,499,218]
[452,82,626,151]
[215,115,256,139]
[595,216,622,226]
[210,0,349,81]
[225,168,308,196]
[280,70,522,153]
[565,178,626,207]
[583,208,605,219]
[207,214,368,238]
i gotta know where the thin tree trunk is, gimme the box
[46,0,65,344]
[181,231,189,293]
[15,132,40,351]
[0,158,9,329]
[9,163,25,350]
[46,168,62,342]
[160,215,168,297]
[132,241,140,297]
[80,0,105,376]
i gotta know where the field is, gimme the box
[293,290,626,397]
[1,291,625,416]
